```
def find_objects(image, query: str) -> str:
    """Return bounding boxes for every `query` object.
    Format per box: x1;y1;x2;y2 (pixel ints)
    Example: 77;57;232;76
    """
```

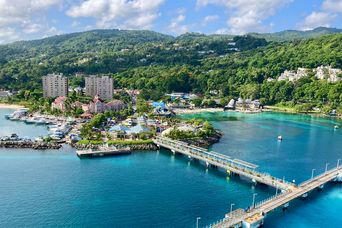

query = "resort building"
315;65;341;83
85;75;113;100
51;96;68;112
83;95;126;114
0;90;13;98
42;73;68;98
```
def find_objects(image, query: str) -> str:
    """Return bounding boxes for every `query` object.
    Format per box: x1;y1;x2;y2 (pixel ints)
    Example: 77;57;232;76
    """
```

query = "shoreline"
0;103;25;109
173;108;223;115
174;106;341;120
264;106;342;120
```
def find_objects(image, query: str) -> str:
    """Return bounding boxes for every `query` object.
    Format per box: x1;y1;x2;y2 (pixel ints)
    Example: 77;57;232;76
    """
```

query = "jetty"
0;140;62;150
76;147;131;158
153;136;341;228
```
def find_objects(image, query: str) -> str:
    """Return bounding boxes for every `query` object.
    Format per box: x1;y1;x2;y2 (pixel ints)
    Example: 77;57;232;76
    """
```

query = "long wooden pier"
153;136;342;228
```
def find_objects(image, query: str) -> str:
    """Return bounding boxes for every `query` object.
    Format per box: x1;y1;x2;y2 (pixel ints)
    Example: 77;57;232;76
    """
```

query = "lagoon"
0;108;341;227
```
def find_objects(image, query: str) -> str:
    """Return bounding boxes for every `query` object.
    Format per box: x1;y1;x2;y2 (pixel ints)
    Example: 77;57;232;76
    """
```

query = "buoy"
277;135;283;141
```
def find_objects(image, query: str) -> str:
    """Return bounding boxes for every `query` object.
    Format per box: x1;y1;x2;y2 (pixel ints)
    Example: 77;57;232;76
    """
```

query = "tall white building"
42;73;68;98
85;75;113;100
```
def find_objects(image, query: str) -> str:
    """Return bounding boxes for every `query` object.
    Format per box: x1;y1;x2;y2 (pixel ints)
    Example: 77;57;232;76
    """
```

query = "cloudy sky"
0;0;341;44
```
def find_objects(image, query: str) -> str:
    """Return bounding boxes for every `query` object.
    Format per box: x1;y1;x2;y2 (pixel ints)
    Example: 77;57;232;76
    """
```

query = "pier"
76;148;131;158
153;136;341;228
153;136;295;191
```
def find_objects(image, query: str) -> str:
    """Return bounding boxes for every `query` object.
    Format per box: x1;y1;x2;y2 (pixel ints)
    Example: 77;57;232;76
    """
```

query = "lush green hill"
0;29;341;113
0;29;267;90
249;27;342;42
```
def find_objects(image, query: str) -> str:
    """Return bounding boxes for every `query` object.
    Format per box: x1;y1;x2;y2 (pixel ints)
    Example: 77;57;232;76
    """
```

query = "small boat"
277;135;283;141
25;117;38;124
334;125;339;129
50;134;62;140
35;118;47;125
4;114;12;119
9;133;20;141
35;136;44;142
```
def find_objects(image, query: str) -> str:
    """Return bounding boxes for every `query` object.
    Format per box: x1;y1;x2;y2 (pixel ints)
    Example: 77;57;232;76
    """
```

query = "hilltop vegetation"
0;28;341;114
249;27;342;42
0;29;267;90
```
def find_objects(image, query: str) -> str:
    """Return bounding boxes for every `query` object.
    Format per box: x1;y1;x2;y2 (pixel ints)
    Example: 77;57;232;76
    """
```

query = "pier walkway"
153;136;341;228
211;165;342;228
153;136;295;191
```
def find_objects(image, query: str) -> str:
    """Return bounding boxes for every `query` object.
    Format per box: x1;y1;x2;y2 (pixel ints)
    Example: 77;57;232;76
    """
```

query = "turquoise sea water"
0;108;341;227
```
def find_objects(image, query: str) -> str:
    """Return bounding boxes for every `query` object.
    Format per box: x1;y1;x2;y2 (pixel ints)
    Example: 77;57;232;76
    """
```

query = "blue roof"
129;125;151;134
152;101;165;108
109;124;130;132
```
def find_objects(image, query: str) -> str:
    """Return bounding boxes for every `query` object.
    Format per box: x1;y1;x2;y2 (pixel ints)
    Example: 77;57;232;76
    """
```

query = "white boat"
50;135;62;140
35;136;44;142
5;108;29;120
277;135;283;141
35;118;47;125
25;117;39;124
334;125;339;129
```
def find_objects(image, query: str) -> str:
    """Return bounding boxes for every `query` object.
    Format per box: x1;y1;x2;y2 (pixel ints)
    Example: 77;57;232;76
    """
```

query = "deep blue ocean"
0;108;341;227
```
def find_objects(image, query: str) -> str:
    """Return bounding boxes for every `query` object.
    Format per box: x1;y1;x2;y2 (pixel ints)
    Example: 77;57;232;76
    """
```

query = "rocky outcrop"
0;141;62;150
181;131;222;148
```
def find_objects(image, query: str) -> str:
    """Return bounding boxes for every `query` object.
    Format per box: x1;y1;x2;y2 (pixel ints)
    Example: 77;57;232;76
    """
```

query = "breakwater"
0;141;62;150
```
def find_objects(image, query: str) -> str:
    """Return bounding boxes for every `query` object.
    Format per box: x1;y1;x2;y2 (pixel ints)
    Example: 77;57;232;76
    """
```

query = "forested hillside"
249;27;342;42
0;29;267;90
0;29;341;112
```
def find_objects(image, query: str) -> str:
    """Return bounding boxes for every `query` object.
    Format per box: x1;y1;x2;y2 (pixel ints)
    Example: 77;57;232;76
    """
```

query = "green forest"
0;29;341;113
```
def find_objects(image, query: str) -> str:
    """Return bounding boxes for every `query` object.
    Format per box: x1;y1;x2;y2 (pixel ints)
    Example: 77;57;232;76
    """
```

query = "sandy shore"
174;108;224;114
0;103;25;109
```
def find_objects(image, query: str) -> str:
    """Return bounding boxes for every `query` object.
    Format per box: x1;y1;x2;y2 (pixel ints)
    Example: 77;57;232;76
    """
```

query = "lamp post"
252;193;257;208
196;217;201;228
311;169;316;179
230;203;235;213
325;163;329;172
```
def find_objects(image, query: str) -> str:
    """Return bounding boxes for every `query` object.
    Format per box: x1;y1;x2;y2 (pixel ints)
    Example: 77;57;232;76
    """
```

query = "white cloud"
300;11;335;30
0;0;63;43
197;0;292;34
299;0;342;30
322;0;342;13
22;21;43;34
168;12;188;35
0;27;20;44
66;0;164;29
202;15;219;26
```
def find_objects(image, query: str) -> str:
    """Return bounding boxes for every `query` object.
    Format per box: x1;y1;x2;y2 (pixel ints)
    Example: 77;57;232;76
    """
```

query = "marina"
4;109;79;141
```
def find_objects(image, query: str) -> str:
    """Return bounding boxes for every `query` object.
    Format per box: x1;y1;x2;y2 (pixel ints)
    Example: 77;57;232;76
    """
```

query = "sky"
0;0;341;44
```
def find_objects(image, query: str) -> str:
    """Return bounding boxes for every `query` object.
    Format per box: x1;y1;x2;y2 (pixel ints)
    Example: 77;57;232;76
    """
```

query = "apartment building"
85;75;113;100
42;74;68;98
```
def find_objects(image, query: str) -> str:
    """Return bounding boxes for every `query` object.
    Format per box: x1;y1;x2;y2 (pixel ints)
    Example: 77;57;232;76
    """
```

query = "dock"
76;147;131;158
153;136;341;228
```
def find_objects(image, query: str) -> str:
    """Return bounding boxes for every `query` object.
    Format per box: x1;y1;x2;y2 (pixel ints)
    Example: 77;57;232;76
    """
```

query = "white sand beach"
0;103;25;109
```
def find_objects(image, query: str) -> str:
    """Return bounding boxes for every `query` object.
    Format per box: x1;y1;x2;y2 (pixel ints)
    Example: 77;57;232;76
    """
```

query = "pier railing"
154;136;296;190
154;136;342;228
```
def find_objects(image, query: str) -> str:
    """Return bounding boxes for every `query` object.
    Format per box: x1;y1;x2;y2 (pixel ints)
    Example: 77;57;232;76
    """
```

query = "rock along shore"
0;141;62;150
